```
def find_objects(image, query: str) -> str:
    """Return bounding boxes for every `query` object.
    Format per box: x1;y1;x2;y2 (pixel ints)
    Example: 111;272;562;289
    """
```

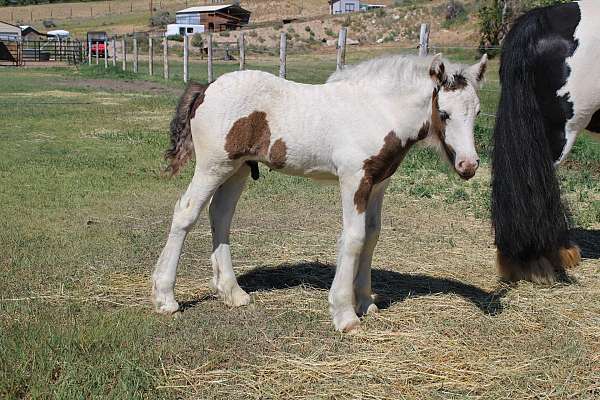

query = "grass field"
1;47;599;399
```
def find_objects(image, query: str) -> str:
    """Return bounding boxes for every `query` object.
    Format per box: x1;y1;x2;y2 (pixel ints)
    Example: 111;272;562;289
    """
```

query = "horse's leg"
208;164;251;307
329;175;367;332
152;166;231;314
354;181;387;316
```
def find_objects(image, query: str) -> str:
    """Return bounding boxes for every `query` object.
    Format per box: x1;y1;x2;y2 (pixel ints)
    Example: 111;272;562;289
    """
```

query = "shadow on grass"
236;262;508;316
571;228;600;260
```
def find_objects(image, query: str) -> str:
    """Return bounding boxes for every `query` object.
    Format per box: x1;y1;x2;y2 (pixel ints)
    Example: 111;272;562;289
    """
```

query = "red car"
87;31;108;57
90;41;106;57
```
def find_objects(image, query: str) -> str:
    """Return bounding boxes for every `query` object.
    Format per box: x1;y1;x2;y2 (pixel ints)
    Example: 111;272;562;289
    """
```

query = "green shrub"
191;33;203;48
166;34;183;42
149;11;174;28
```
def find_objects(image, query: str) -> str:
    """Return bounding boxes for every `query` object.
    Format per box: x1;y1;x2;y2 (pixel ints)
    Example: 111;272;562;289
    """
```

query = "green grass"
1;48;599;399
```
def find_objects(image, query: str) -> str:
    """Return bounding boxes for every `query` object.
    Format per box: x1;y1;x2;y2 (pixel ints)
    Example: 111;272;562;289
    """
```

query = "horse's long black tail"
491;6;580;283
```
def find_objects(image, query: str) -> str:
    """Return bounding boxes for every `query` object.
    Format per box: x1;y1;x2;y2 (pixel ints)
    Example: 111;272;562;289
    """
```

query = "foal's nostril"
458;160;466;169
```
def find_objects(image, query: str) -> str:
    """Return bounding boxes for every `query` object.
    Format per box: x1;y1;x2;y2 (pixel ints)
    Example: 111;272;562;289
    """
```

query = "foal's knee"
341;229;366;255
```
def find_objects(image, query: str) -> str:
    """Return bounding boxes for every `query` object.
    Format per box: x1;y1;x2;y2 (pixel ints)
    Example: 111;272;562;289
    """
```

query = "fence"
80;24;500;133
21;39;84;64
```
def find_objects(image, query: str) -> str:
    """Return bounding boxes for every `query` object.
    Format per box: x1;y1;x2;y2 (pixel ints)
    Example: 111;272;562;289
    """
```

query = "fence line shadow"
237;261;507;316
571;228;600;260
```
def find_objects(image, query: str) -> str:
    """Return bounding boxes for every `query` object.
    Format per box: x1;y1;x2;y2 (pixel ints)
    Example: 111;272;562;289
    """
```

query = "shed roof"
0;21;22;34
176;4;250;14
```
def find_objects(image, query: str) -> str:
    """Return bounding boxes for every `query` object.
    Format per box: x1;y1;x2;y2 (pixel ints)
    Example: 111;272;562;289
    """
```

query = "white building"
330;0;360;14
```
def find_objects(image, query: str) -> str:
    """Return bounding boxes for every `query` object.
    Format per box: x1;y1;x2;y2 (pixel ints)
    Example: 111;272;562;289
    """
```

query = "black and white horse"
492;0;599;283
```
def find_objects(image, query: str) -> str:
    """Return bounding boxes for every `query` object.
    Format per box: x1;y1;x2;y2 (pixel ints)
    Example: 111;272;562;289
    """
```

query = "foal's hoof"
333;310;361;333
221;286;251;307
355;295;379;316
153;299;180;315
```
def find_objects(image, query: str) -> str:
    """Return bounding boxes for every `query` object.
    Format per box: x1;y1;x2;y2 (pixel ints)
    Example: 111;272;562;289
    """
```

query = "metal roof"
176;5;235;13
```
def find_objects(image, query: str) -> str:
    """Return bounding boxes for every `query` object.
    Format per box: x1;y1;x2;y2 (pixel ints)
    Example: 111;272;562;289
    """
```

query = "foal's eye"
439;110;450;121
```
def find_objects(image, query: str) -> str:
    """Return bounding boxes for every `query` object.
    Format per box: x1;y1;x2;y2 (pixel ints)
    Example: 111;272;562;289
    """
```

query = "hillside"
0;0;481;46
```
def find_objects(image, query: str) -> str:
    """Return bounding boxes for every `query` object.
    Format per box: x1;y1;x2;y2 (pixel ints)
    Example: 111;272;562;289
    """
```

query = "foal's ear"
466;54;488;85
429;53;446;87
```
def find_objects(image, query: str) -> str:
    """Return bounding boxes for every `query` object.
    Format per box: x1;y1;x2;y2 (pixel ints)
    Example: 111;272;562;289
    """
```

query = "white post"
122;37;127;71
163;36;169;80
418;23;429;57
112;37;116;67
133;37;138;73
336;27;347;71
279;32;286;79
239;32;245;70
104;40;108;68
88;39;92;64
207;33;213;83
148;36;153;76
183;34;189;83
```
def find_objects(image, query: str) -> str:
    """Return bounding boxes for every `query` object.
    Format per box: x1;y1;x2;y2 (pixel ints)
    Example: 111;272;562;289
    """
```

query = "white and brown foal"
152;54;487;331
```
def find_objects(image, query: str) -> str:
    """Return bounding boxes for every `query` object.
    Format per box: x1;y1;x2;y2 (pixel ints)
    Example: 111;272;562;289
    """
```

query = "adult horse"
492;0;600;284
152;54;488;331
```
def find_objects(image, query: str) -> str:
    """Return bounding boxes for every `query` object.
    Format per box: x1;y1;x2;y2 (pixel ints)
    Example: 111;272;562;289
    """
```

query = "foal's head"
426;54;487;180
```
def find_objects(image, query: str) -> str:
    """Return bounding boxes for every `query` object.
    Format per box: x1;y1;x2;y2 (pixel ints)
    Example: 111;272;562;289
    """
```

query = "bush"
167;34;183;42
191;33;203;48
219;31;230;37
149;11;174;28
42;19;56;28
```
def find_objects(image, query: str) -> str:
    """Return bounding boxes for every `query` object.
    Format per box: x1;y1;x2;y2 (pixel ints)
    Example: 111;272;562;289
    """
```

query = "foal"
152;54;487;331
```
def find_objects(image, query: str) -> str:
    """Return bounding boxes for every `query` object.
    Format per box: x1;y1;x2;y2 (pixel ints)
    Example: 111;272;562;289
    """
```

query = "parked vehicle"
87;31;108;57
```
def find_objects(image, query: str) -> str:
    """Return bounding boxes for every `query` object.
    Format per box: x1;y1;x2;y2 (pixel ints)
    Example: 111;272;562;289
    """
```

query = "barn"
0;20;21;41
20;26;48;41
0;21;22;65
167;4;251;36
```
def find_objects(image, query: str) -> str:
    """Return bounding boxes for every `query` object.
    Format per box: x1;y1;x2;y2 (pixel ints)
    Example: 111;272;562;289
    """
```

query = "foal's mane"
327;54;475;92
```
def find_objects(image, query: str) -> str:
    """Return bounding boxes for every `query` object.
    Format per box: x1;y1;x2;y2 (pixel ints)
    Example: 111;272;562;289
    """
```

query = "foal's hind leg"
354;181;387;316
208;165;251;307
152;167;231;314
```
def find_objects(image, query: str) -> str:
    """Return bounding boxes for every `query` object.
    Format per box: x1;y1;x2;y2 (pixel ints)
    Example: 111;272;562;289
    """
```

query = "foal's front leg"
355;181;387;316
329;175;367;332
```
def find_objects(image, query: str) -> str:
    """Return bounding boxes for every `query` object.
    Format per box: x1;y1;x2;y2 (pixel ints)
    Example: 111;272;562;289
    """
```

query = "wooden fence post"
336;27;347;71
183;34;189;83
88;39;92;64
95;41;99;64
148;36;153;76
112;37;116;66
418;23;429;57
104;40;108;68
133;37;138;73
207;33;213;83
279;32;286;79
122;37;126;71
163;36;169;80
239;32;245;71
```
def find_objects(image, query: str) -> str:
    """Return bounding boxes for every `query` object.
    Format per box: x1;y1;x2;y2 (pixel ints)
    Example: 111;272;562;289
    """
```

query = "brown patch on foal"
443;74;468;91
430;88;455;162
224;111;271;160
354;131;418;213
268;138;287;169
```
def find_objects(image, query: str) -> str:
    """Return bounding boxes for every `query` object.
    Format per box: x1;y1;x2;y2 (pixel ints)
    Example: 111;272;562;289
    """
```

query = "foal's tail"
165;82;208;176
491;8;579;283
